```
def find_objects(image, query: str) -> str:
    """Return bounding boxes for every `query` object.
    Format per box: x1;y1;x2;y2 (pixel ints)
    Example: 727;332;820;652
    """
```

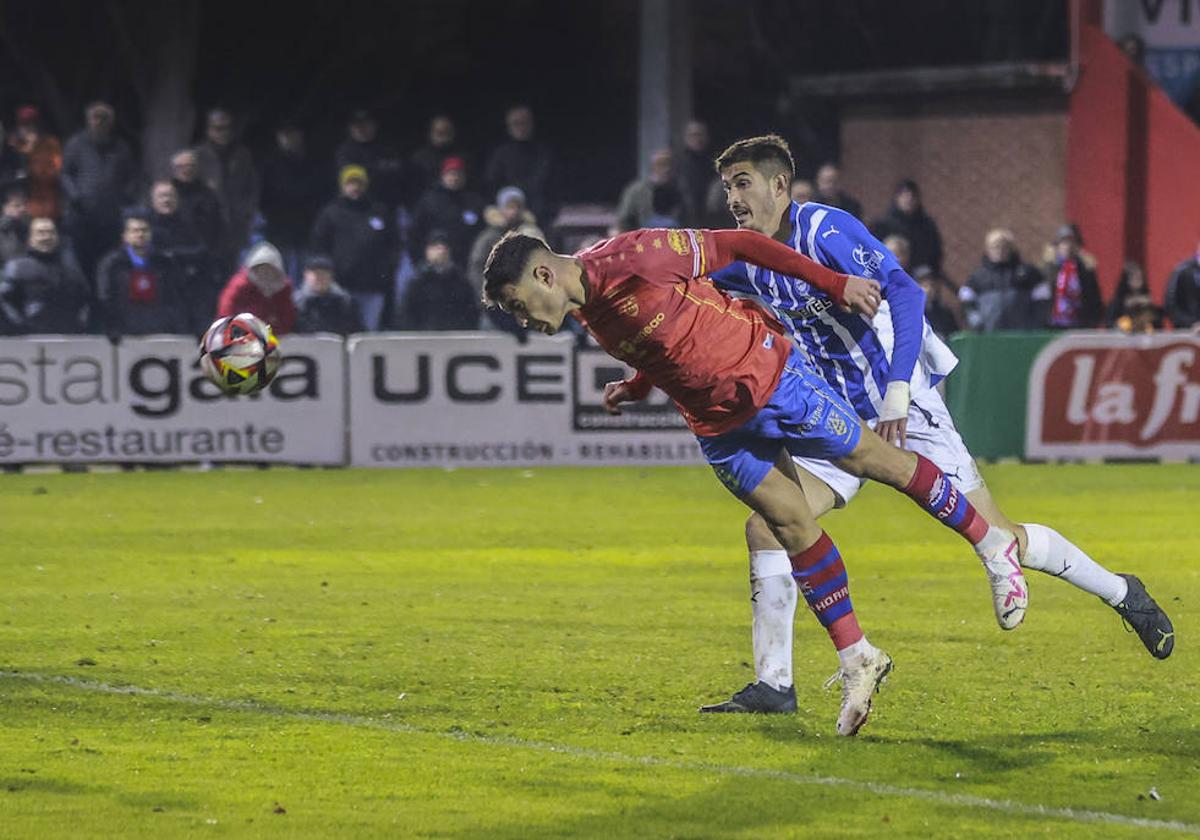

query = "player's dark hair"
714;134;795;181
482;231;549;306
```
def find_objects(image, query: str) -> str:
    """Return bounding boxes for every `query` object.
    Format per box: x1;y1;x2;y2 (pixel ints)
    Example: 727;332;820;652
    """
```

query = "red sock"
902;454;989;545
790;531;864;652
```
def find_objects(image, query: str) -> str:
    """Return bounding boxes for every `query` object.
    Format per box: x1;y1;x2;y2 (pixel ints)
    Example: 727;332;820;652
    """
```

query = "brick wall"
837;93;1068;285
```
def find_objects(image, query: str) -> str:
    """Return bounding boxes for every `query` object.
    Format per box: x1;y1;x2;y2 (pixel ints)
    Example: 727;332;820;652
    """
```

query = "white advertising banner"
0;334;345;464
1025;332;1200;461
347;333;702;468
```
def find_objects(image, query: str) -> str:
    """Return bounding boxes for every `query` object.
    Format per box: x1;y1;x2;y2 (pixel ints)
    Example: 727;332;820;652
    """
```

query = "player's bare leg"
704;463;840;714
836;424;1028;629
741;468;836;695
967;485;1174;658
714;459;891;736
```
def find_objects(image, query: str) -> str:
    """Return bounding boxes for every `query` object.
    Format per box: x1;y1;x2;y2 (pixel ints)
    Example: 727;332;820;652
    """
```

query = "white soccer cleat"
824;647;893;736
977;529;1027;630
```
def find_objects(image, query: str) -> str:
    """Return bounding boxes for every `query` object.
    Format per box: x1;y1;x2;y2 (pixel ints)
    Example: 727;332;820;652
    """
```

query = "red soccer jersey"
575;228;790;436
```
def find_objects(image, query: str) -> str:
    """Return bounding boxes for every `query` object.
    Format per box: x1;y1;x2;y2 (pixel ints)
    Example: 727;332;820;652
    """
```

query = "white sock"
749;550;796;691
1021;523;1128;605
975;525;1014;558
837;636;876;667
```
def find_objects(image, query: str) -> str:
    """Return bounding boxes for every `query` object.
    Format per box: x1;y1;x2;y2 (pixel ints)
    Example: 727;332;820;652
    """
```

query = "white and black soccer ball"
198;313;282;396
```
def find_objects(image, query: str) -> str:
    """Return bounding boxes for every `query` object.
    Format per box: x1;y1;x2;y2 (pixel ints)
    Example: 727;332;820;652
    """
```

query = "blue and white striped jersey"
710;201;957;420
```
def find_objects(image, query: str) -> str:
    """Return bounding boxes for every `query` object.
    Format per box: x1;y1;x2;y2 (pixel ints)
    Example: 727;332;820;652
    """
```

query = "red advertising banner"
1026;333;1200;460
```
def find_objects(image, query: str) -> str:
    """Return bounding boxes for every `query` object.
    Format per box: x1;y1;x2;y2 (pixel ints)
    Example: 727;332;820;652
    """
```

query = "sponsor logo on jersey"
852;245;885;277
667;229;691;256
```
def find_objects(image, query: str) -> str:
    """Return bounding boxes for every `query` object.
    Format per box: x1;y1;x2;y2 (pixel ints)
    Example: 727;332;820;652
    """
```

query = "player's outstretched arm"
709;229;881;317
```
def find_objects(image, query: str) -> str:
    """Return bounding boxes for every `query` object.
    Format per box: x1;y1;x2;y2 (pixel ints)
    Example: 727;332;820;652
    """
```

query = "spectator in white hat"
216;240;295;334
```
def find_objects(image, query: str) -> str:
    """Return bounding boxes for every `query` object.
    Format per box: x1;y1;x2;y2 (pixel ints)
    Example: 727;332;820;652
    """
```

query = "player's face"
497;267;565;335
721;163;786;235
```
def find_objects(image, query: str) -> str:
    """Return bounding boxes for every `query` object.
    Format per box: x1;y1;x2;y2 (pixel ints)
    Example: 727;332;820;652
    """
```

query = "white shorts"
793;387;984;507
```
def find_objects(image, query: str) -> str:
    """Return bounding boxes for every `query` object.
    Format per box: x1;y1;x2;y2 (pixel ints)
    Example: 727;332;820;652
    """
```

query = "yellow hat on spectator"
339;165;369;187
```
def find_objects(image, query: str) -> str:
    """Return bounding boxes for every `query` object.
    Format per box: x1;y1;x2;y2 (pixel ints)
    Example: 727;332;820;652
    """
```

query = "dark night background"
0;0;1067;202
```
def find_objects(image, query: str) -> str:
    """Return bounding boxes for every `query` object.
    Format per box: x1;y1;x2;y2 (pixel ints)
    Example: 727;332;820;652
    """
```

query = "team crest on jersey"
852;245;885;277
618;296;639;317
667;229;691;256
825;412;848;436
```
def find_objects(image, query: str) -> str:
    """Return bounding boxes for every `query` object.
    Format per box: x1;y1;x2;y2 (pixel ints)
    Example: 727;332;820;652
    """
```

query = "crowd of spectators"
1;99;1197;342
0;100;559;339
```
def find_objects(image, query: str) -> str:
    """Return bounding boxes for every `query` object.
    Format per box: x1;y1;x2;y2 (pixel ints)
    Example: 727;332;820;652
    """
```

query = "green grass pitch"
1;463;1197;838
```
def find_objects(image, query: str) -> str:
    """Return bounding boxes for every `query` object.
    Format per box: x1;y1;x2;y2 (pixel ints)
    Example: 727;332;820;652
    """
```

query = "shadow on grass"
1;774;201;812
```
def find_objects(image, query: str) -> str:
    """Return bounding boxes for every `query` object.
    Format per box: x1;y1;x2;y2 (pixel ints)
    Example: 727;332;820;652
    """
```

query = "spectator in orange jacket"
216;241;296;334
10;106;61;219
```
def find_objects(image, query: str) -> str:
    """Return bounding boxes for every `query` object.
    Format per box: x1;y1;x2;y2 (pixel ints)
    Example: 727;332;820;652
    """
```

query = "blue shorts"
697;348;862;497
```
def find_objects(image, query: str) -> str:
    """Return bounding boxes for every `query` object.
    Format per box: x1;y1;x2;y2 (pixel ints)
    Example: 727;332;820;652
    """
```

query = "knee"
745;513;777;549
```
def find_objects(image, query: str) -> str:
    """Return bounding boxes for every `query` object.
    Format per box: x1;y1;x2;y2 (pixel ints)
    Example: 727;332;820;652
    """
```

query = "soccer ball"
198;313;282;395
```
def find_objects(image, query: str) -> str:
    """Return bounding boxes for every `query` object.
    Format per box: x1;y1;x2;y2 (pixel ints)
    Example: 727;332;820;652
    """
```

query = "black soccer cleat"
699;681;797;714
1112;574;1175;659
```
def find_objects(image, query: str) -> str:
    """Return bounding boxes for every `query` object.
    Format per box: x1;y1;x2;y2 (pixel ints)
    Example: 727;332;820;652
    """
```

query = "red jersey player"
482;227;1024;736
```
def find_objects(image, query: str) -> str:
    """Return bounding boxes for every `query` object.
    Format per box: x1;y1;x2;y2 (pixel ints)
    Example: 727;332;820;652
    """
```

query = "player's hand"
876;417;908;447
603;379;638;415
842;276;882;317
877;381;910;446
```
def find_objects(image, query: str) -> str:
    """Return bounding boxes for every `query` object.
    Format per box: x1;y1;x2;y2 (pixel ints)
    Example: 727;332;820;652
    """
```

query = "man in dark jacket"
410;157;484;268
1043;223;1102;329
0;217;89;334
293;255;364;335
676;120;717;227
398;230;478;331
150;180;217;334
195;108;258;270
484;105;555;223
409;114;467;199
1164;239;1200;328
61;101;138;278
260;123;327;277
171;149;226;263
0;119;28;195
961;228;1047;331
335;110;406;211
309;165;398;331
813;162;863;219
0;186;30;263
871;179;943;274
95;211;187;337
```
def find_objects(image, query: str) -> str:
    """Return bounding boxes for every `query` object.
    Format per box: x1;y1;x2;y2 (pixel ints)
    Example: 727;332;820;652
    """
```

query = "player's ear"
532;263;553;288
772;172;790;197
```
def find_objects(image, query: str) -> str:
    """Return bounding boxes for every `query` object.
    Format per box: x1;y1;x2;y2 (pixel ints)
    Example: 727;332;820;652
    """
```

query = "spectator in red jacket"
216;241;296;334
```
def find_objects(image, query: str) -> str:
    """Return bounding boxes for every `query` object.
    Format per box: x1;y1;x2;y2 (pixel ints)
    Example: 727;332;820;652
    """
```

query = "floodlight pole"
637;0;693;177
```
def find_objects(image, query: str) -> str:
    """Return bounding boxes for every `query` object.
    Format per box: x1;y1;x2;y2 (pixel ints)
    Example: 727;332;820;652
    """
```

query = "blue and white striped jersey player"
608;134;1175;715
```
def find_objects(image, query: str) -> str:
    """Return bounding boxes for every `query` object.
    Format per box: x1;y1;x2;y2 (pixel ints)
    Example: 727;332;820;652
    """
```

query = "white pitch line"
3;669;1198;835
